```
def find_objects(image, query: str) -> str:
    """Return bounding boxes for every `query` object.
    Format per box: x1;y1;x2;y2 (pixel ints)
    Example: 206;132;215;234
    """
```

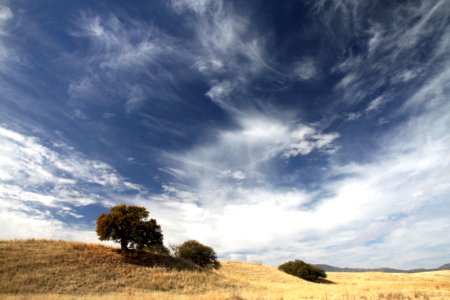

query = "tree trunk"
120;239;128;255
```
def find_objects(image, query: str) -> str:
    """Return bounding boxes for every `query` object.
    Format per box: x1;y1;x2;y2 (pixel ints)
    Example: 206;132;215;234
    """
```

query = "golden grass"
1;239;449;299
0;239;237;295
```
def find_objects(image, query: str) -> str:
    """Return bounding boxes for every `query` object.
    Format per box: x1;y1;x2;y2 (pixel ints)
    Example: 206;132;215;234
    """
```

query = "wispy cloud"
0;4;12;34
291;58;318;81
0;125;147;240
164;113;339;185
170;0;282;112
169;0;212;15
0;3;17;68
72;13;162;70
125;85;147;114
67;10;190;117
365;96;385;113
316;0;450;109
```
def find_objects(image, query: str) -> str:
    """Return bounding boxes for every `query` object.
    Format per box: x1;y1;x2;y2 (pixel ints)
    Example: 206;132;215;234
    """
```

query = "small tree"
176;240;221;269
278;260;327;282
96;204;163;254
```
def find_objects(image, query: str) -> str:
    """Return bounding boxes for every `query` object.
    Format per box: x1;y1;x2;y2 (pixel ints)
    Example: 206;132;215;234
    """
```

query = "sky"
0;0;449;269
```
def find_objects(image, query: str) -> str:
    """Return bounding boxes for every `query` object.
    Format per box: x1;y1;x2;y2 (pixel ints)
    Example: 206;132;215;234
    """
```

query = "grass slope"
0;239;235;295
1;240;450;299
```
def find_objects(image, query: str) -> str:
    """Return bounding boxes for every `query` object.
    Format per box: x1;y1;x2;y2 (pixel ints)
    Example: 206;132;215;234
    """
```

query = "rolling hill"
1;239;449;299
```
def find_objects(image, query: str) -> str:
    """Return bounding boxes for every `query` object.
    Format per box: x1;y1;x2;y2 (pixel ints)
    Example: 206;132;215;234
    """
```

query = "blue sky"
1;0;449;269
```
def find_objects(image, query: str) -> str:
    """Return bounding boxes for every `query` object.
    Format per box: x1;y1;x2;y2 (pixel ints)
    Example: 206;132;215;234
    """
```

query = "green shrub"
278;259;326;282
176;240;221;270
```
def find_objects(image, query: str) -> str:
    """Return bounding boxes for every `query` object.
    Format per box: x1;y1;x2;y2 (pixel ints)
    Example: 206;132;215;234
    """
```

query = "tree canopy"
96;204;163;254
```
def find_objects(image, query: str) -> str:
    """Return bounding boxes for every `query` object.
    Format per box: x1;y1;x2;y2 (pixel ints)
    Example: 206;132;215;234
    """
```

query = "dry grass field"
1;240;449;299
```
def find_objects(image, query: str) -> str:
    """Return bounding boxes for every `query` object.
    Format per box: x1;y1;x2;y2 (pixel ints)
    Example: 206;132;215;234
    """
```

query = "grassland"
1;240;449;299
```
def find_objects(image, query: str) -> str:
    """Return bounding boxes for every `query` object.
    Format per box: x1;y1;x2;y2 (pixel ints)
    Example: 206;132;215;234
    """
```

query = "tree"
278;260;327;282
96;204;163;254
176;240;221;269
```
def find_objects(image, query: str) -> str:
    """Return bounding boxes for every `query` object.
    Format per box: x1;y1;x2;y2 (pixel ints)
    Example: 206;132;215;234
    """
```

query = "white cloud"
205;80;234;108
68;11;184;112
345;112;362;121
169;0;212;14
126;85;147;113
0;125;142;211
366;96;385;112
164;115;339;185
393;69;419;83
219;170;246;181
195;58;224;74
367;25;382;54
74;13;162;69
0;3;13;63
322;0;450;105
0;4;12;31
0;202;97;241
170;0;280;112
336;73;356;89
292;58;318;81
283;125;339;158
72;14;168;69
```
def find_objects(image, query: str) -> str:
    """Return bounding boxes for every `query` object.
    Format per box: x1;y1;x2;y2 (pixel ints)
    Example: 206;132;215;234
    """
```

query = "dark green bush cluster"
176;240;221;270
278;259;326;282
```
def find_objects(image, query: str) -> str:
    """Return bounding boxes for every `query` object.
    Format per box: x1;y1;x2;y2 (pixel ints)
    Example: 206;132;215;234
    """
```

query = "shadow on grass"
119;250;203;271
313;277;336;284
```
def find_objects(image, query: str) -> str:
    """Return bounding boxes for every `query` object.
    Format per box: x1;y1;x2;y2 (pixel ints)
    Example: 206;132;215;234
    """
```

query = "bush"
176;240;221;269
278;259;326;282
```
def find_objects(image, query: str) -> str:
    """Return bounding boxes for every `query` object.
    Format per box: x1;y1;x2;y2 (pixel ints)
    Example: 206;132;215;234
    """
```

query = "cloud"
0;125;146;233
195;59;224;74
73;13;162;70
164;114;339;185
169;0;212;14
315;0;450;107
291;58;318;81
126;85;147;114
0;200;96;241
365;96;385;112
283;125;339;158
218;170;246;181
205;80;234;109
170;0;282;112
0;4;12;32
0;3;13;63
67;10;190;117
345;112;363;121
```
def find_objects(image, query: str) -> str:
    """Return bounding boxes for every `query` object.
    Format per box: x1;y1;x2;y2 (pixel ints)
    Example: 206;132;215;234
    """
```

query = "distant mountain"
315;263;450;273
437;263;450;270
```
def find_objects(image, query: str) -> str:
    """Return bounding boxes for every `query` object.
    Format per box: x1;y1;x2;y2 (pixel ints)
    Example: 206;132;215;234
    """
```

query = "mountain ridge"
314;263;450;273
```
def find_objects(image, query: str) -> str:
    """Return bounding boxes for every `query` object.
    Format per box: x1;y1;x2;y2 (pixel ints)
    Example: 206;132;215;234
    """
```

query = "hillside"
1;240;450;299
0;239;236;295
